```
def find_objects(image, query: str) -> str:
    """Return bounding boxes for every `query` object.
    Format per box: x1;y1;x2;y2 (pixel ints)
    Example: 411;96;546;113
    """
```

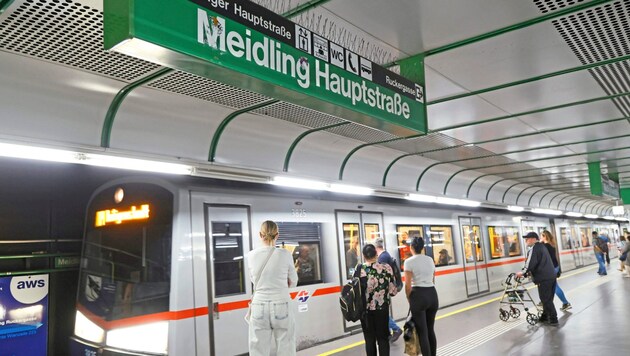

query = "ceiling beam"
208;99;279;162
384;0;614;65
428;54;630;105
284;122;350;172
101;68;174;148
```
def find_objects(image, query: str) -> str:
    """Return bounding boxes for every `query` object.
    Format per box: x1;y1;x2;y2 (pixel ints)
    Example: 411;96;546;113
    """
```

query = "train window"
560;228;574;249
396;225;423;269
488;226;521;259
580;227;591;247
211;222;245;297
364;223;381;243
79;183;172;321
428;226;455;266
461;225;483;262
343;223;361;278
277;222;324;286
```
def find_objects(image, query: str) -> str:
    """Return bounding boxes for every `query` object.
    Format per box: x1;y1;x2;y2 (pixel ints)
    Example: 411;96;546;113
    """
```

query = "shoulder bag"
245;247;275;324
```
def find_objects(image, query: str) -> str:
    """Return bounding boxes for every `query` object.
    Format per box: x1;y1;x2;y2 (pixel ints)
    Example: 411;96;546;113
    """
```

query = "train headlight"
106;321;168;355
74;311;105;344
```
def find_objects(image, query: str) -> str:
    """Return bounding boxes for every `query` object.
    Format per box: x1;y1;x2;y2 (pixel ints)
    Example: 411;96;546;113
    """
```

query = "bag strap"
252;247;275;297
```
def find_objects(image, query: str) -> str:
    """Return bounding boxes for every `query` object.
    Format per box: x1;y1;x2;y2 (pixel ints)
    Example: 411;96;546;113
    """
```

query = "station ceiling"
0;0;629;217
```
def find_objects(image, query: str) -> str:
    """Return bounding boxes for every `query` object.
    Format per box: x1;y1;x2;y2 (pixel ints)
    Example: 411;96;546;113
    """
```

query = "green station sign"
104;0;427;135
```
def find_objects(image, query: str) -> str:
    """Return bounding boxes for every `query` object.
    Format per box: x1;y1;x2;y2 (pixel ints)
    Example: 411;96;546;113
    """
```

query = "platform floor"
298;262;630;356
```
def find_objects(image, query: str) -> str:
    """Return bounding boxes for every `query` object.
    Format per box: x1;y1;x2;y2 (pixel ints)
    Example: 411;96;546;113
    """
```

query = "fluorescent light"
436;197;459;205
407;194;437;203
507;205;525;212
584;214;598;219
84;154;192;174
0;142;77;163
74;311;105;344
612;206;625;215
271;176;328;190
531;208;563;215
328;184;373;195
458;199;481;207
603;216;615;220
0;143;193;174
107;321;168;354
565;212;583;217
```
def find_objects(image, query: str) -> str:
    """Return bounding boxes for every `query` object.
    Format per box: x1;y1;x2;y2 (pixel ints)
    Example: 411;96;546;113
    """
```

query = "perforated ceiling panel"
149;71;271;109
547;0;630;115
0;0;160;81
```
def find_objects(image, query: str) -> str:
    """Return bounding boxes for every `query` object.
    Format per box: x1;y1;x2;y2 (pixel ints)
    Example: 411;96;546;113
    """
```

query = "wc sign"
0;274;49;355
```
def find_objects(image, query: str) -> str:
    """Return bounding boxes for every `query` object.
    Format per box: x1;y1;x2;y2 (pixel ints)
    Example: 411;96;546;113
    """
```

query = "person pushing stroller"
515;232;558;326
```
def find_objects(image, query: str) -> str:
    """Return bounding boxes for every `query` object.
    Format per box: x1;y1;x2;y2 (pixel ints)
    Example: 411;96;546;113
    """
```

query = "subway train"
69;175;626;356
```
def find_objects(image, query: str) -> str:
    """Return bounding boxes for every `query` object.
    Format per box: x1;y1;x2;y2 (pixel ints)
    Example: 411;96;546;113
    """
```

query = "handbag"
403;310;420;356
245;247;275;324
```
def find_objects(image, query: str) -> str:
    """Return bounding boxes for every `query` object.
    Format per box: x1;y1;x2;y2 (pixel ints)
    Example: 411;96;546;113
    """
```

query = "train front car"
71;181;175;355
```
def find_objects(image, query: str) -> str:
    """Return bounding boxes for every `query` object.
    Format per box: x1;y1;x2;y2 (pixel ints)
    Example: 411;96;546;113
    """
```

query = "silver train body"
70;177;626;356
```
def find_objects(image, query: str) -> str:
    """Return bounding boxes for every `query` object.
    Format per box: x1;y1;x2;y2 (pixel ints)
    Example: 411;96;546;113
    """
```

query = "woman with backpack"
356;243;398;356
404;237;439;356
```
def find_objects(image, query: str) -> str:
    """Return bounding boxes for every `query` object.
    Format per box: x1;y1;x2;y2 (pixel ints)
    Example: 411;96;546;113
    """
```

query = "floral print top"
357;262;398;310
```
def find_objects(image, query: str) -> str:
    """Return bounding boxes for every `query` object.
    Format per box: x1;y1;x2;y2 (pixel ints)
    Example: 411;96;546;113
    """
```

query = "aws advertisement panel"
0;274;49;355
104;0;426;135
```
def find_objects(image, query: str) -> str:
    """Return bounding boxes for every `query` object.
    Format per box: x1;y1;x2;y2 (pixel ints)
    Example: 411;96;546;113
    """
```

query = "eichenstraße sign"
104;0;427;135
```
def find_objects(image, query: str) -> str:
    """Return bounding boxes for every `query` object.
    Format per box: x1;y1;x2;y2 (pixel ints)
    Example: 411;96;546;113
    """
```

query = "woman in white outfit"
247;220;299;356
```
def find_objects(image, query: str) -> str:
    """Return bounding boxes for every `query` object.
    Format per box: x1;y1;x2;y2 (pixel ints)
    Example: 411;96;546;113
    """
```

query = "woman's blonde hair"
542;230;556;247
260;220;279;242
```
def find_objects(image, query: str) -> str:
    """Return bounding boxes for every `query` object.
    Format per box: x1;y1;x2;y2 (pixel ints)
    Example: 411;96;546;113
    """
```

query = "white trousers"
248;299;296;356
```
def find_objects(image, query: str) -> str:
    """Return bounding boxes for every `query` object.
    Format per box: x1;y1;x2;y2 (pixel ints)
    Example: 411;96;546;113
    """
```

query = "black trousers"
409;286;439;356
360;308;390;356
537;279;558;323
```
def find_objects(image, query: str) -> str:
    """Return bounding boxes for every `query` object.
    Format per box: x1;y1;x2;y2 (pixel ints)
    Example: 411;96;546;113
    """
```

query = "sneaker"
560;303;572;311
390;329;402;343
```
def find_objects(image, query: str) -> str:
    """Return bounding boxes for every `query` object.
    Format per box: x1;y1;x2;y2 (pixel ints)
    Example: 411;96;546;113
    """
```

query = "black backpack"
390;259;403;292
339;264;364;322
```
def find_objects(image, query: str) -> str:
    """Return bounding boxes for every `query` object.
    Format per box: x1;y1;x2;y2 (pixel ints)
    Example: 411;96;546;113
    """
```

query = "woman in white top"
404;237;439;356
247;220;299;356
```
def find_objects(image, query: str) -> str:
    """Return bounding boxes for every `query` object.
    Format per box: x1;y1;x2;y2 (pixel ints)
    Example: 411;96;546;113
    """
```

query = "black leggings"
360;308;390;356
409;286;439;356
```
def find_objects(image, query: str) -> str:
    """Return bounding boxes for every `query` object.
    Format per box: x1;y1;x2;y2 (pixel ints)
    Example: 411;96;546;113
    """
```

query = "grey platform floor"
298;262;630;356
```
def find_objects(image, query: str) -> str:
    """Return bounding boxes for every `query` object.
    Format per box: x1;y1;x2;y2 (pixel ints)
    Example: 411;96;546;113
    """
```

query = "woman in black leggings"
404;237;439;356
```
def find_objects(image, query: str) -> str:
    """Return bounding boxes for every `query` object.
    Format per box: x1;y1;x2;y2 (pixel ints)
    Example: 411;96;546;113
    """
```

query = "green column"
588;162;602;196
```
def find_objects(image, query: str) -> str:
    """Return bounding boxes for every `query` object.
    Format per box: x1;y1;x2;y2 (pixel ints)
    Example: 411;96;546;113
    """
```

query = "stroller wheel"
499;309;510;321
526;313;538;325
509;307;521;319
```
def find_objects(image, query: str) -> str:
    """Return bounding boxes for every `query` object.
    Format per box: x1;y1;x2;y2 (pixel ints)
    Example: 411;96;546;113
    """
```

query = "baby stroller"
498;272;542;325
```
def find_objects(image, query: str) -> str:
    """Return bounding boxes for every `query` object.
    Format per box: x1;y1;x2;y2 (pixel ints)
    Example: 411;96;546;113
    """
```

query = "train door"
571;225;585;268
459;217;489;296
191;201;252;356
336;210;384;330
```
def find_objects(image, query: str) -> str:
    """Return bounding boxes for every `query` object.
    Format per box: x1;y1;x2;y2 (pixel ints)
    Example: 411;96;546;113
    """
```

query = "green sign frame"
104;0;427;135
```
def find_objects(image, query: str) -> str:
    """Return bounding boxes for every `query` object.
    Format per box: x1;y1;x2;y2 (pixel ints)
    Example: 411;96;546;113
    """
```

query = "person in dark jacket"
516;231;558;326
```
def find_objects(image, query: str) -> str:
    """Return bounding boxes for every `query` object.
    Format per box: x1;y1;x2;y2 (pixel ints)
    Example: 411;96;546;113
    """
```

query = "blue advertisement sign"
0;274;49;356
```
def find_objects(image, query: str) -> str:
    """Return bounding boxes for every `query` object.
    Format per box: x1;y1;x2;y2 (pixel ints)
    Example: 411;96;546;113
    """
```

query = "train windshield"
77;183;173;321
